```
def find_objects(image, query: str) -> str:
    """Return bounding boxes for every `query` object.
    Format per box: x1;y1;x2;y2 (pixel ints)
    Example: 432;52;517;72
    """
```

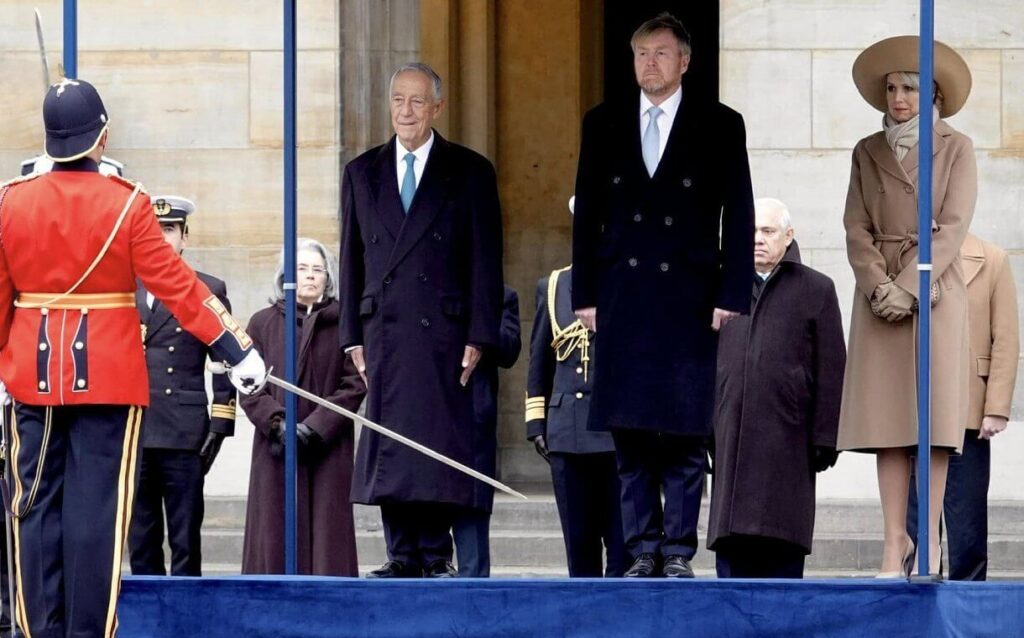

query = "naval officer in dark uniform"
525;197;626;578
128;196;238;576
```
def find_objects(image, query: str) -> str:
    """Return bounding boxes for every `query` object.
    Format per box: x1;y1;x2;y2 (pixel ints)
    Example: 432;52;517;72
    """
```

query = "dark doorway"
603;1;720;102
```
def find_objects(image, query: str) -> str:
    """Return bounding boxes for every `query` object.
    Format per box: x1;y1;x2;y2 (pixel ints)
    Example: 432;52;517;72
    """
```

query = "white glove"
0;380;8;406
228;349;268;396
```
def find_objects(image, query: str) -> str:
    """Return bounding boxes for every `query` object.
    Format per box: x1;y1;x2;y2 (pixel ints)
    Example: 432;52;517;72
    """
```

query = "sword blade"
34;8;50;90
265;373;528;501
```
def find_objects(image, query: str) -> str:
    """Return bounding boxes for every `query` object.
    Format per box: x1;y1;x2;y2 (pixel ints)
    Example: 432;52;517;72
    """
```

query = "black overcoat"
571;93;754;436
136;271;236;450
339;132;504;507
707;243;846;554
239;299;366;575
468;285;522;512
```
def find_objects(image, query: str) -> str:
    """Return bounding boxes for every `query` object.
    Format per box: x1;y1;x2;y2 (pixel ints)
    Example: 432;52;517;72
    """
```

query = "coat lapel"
865;133;913;186
366;138;404;241
960;233;985;287
145;295;174;340
386;132;452;272
652;91;693;183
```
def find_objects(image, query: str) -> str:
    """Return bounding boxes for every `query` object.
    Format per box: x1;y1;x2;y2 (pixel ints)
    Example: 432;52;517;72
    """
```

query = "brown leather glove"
871;279;915;322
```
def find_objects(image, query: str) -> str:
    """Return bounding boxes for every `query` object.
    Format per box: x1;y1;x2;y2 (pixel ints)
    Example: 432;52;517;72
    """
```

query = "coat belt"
14;292;136;310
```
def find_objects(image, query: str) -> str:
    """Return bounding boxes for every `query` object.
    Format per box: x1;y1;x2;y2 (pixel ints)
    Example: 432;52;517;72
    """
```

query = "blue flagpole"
916;0;935;579
63;0;76;78
283;0;298;574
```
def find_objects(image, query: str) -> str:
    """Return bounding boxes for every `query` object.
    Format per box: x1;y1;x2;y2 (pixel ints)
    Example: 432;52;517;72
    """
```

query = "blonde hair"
886;71;944;111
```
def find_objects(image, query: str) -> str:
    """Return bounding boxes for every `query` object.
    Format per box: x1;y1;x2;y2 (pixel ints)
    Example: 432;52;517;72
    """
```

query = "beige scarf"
883;106;939;161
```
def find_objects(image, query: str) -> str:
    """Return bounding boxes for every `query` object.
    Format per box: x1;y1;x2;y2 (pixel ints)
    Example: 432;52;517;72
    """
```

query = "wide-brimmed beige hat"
852;35;972;118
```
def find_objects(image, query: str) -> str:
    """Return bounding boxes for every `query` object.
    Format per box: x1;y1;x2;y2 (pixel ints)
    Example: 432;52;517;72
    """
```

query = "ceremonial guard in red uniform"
0;79;266;638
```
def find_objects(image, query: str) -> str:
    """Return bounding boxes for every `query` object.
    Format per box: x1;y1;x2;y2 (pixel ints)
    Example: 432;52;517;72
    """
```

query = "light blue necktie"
400;153;416;213
642;105;663;177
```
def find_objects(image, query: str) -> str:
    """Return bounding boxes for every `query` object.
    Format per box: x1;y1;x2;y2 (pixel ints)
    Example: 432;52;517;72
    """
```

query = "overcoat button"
418;273;428;283
175;326;183;333
167;367;174;374
660;263;670;272
628;258;638;267
168;346;175;353
878;185;885;193
433;232;443;241
904;185;913;193
165;388;172;395
421;318;430;327
665;217;673;226
74;342;84;350
384;276;393;285
575;392;583;399
38;381;46;390
612;176;622;184
76;379;86;388
682;178;692;187
576;367;583;374
369;234;379;244
38;343;47;351
633;213;642;222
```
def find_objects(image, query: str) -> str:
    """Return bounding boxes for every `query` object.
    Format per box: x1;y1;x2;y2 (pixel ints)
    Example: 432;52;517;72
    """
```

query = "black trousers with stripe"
8;403;142;638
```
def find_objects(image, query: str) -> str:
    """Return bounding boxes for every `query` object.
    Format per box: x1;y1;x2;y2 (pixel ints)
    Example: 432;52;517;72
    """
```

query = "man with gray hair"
339;62;504;578
706;198;846;578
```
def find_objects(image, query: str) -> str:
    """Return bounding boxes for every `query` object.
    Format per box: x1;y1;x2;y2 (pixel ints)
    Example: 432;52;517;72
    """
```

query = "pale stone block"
1003;50;1024;148
340;0;391;53
0;1;62;52
250;51;338;148
80;51;249;150
723;0;1024;50
0;53;50;151
973;151;1024;249
340;50;395;153
72;0;336;51
109;148;339;248
748;150;853;249
721;50;812;149
945;50;1002;149
812;50;886;150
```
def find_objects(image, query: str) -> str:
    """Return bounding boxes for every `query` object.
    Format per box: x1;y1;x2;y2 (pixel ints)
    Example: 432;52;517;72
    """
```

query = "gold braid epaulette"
0;172;41;190
547;266;591;383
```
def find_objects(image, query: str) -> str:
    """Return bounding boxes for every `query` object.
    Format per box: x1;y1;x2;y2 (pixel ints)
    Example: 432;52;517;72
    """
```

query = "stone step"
204;495;1024;536
195;524;1024;574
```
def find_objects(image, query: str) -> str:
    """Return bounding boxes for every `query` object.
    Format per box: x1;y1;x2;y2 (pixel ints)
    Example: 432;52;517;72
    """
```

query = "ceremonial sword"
209;363;528;501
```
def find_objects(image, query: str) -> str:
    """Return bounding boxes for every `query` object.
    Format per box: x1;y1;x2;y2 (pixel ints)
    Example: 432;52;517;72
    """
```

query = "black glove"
268;417;285;458
531;435;550;463
296;422;322;449
811;446;839;473
199;431;225;475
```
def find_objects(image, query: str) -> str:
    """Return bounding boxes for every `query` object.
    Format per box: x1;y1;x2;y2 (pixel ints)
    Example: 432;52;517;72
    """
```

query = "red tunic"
0;170;250;406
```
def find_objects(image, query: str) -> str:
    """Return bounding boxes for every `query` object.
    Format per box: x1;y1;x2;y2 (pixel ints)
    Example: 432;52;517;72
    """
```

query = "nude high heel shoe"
875;540;915;579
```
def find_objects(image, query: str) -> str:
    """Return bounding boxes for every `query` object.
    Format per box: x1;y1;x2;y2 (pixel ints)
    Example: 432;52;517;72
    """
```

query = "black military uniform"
526;266;626;577
127;196;237;576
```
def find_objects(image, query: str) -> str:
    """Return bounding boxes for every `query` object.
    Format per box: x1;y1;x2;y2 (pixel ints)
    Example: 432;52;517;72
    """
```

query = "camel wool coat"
838;120;976;452
960;233;1019;430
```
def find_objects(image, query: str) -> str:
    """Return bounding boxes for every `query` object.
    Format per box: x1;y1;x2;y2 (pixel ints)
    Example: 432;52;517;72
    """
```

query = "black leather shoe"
624;553;658;578
366;560;422;578
662;555;694;578
424;559;457;578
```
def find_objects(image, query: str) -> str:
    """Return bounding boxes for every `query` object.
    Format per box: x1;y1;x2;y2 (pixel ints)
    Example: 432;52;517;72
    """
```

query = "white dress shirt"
395;131;434;192
639;86;682;164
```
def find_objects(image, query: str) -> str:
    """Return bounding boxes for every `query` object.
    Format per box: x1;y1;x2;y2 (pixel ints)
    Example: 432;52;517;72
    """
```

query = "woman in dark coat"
240;238;366;575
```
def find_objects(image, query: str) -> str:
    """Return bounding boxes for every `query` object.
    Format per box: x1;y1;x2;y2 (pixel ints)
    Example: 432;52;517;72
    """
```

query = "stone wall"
720;0;1024;498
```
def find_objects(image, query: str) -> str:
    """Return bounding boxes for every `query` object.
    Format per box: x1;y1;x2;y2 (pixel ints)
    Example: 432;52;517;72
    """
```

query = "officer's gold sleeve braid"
547;267;591;383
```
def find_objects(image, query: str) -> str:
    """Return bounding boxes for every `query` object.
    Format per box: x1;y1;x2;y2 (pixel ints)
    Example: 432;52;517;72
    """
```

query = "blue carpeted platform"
118;576;1024;637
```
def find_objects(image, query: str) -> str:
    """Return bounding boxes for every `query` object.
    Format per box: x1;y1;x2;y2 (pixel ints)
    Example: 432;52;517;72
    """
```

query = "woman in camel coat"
838;36;976;577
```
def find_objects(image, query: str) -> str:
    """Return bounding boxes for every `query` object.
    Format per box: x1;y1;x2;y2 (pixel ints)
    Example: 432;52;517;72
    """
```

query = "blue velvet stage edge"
118;576;1024;637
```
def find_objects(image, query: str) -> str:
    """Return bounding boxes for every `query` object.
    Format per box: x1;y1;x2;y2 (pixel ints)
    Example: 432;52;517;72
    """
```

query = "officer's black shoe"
366;560;422;578
424;559;458;578
624;553;658;578
662;555;695;578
